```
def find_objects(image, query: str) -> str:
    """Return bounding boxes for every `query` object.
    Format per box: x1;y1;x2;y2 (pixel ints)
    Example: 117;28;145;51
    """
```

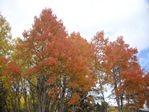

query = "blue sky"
0;0;149;70
138;48;149;72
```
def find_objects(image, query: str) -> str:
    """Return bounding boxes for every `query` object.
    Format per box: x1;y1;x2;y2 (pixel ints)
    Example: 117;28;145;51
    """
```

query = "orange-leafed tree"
91;31;109;111
14;8;67;112
121;65;145;111
15;9;95;112
103;37;144;112
67;33;96;111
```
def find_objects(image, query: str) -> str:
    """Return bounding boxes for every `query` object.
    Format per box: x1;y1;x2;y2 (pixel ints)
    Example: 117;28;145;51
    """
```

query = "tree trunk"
58;76;66;112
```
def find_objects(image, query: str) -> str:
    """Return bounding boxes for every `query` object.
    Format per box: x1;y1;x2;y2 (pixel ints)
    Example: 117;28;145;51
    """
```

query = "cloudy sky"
0;0;149;51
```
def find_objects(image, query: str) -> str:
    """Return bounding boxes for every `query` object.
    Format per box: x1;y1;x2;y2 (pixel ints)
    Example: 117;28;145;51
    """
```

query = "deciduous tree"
103;37;143;112
15;9;95;112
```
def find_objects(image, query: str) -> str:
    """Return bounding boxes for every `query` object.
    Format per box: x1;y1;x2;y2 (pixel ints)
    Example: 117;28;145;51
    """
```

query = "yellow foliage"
108;106;118;112
20;96;25;109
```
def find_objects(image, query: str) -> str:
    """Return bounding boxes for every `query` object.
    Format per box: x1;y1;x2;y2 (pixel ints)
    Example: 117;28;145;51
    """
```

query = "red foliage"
0;57;8;64
69;93;80;105
47;75;57;84
48;87;60;96
7;62;20;75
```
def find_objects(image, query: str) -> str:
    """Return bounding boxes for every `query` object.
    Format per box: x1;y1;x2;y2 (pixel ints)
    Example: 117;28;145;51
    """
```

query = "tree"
92;32;144;112
91;31;108;102
66;33;95;112
122;67;145;111
91;31;109;112
0;14;12;57
0;14;13;112
103;37;143;112
14;9;95;112
14;8;67;112
0;57;21;112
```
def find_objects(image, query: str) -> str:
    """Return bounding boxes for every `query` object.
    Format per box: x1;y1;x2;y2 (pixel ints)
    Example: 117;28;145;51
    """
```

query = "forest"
0;8;149;112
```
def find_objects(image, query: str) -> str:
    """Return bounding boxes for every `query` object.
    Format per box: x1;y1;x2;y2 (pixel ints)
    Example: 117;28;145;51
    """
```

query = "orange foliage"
48;87;60;96
14;9;96;106
47;75;57;84
69;93;80;105
93;32;145;108
0;57;8;64
0;57;21;85
7;62;20;75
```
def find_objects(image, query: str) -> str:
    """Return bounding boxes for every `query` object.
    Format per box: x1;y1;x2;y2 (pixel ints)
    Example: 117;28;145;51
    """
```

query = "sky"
138;48;149;71
0;0;149;51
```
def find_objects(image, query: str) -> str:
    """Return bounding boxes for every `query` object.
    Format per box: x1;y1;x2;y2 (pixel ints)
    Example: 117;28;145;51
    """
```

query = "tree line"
0;8;149;112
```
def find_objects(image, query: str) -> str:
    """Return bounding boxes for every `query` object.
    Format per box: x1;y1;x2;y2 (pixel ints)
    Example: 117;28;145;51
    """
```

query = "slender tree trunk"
31;89;37;112
58;76;66;112
112;67;124;112
49;95;58;112
17;94;21;112
120;95;124;112
113;75;121;112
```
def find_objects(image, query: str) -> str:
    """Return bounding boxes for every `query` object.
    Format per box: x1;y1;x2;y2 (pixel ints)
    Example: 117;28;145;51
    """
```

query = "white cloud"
0;0;149;50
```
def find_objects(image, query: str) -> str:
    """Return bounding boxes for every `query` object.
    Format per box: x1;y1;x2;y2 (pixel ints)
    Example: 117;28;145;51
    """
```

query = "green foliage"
0;14;12;57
